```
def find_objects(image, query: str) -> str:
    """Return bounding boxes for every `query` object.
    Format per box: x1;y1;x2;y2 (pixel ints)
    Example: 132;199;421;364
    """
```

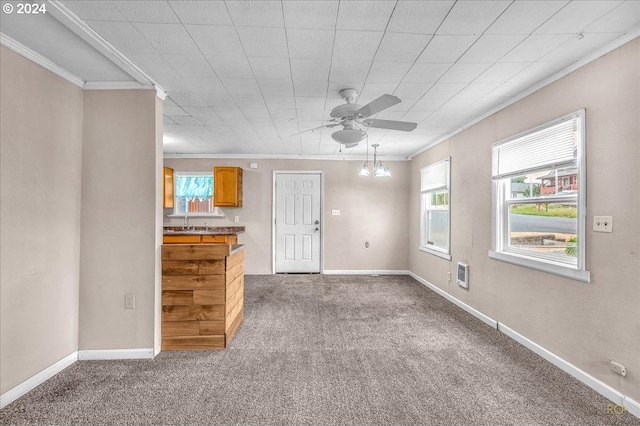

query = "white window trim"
420;158;451;261
172;171;224;218
489;109;590;282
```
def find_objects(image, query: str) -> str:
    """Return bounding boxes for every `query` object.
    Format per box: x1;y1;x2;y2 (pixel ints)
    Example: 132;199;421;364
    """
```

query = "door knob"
314;227;319;231
315;220;320;224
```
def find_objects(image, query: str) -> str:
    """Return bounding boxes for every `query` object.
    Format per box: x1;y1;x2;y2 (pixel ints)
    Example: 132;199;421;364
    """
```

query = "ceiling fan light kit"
331;128;367;144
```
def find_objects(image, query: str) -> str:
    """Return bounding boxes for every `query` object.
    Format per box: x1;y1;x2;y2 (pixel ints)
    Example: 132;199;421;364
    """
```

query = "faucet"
183;215;189;230
204;222;209;232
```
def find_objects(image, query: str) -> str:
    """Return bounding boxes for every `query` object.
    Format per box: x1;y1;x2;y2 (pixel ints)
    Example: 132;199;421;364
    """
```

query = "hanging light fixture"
373;144;391;178
359;143;391;178
359;139;370;176
359;163;371;176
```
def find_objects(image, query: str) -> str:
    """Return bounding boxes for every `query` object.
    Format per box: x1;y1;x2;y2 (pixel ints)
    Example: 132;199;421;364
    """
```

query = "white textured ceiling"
3;1;640;159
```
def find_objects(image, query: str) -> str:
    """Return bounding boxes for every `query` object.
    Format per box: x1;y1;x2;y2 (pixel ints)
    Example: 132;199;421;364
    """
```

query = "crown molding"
0;32;85;87
47;0;165;95
408;29;640;160
1;33;167;96
83;81;155;90
162;153;409;161
83;81;166;99
155;86;167;100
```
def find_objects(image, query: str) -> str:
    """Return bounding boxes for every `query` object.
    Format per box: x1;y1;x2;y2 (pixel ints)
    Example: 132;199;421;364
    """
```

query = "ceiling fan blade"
289;123;340;136
354;94;401;118
289;117;339;123
361;119;417;132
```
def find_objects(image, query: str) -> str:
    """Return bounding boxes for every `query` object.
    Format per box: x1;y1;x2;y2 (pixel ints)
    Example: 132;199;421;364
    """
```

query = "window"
420;158;451;260
490;110;589;282
173;172;222;216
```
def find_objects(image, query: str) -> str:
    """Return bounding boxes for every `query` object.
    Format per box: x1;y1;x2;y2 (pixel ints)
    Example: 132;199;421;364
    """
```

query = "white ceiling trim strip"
47;0;165;93
1;31;167;99
163;153;409;162
408;28;640;160
83;81;167;100
0;32;84;87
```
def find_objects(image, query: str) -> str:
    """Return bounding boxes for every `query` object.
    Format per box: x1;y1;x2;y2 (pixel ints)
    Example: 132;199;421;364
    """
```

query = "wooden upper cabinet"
163;167;174;208
214;167;243;207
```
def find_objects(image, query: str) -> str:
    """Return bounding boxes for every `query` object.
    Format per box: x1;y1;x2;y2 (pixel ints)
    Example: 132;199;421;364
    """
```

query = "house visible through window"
490;109;589;282
420;158;451;260
174;172;218;215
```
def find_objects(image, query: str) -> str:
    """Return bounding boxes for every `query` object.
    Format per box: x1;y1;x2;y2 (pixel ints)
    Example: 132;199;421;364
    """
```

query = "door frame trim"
272;170;324;274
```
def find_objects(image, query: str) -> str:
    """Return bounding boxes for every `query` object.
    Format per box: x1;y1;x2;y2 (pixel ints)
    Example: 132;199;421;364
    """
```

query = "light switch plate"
593;216;613;233
125;294;135;309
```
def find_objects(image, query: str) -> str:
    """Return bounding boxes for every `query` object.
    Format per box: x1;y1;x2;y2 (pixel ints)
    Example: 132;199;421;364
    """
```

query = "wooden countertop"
163;226;245;236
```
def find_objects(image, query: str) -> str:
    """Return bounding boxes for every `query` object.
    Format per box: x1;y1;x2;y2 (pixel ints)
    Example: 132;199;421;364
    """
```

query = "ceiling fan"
295;88;418;148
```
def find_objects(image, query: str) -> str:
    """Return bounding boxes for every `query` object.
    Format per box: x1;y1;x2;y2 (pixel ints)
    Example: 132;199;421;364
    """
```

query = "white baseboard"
624;396;640;418
1;348;156;409
323;269;410;275
409;270;639;420
499;323;640;418
409;271;498;329
78;348;155;360
0;351;78;409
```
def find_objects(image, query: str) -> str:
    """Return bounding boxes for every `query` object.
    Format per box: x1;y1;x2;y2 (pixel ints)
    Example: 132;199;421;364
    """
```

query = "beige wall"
79;89;160;350
1;48;162;393
154;96;164;355
410;38;640;401
163;158;410;274
2;31;637;408
0;47;83;393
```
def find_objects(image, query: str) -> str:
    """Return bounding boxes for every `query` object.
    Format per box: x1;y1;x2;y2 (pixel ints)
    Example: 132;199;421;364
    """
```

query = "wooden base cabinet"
161;244;244;350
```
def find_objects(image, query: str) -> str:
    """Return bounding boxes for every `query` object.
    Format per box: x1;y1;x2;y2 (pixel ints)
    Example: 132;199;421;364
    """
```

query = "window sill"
488;250;590;283
166;207;225;218
166;213;225;219
419;246;452;261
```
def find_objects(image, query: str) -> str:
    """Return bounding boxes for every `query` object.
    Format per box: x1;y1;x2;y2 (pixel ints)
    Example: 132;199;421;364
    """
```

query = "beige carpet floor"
1;274;637;425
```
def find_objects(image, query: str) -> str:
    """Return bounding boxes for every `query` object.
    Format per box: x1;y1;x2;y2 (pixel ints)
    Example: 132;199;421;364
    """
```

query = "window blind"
492;116;578;178
421;158;449;192
175;175;213;198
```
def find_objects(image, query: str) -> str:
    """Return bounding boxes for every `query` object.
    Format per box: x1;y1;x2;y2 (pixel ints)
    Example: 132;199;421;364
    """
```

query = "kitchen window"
420;158;451;260
489;109;589;282
173;172;223;217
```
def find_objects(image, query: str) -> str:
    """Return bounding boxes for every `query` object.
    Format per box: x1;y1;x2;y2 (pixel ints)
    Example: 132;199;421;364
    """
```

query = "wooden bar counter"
161;243;244;350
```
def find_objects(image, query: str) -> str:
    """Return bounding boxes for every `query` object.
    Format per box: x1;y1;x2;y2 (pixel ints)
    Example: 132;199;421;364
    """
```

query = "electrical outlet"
610;361;626;376
234;216;240;223
332;209;340;216
447;272;451;282
125;294;135;309
593;216;613;233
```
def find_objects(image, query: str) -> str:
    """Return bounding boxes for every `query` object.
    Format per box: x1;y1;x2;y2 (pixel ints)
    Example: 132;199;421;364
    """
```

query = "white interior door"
274;172;321;273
